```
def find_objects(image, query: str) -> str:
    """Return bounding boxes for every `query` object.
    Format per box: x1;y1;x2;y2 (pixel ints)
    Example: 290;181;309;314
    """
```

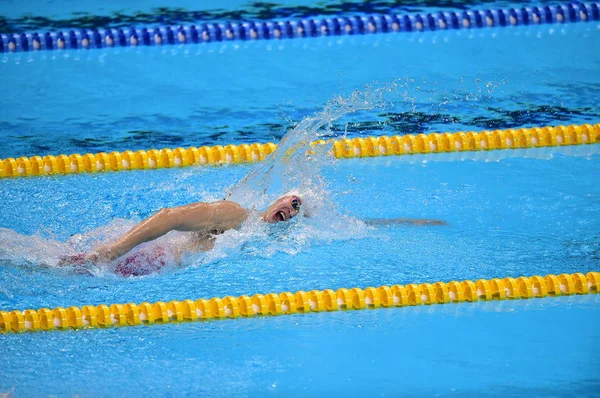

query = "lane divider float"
0;272;597;333
1;2;598;53
0;123;598;179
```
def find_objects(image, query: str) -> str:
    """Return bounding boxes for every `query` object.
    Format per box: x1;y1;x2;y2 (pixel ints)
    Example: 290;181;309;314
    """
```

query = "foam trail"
0;221;136;271
0;228;73;269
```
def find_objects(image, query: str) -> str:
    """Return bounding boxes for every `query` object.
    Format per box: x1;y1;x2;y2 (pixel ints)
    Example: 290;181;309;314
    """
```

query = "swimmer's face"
262;195;302;223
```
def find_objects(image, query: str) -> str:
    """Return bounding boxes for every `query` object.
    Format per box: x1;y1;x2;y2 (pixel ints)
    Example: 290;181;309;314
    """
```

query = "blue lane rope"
1;2;599;53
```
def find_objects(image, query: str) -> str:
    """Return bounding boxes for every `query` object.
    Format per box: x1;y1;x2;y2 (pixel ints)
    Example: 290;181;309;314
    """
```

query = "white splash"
202;84;397;264
226;83;393;211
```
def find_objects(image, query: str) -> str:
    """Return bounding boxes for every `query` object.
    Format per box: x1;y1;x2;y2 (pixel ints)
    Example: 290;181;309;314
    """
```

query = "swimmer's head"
261;195;302;223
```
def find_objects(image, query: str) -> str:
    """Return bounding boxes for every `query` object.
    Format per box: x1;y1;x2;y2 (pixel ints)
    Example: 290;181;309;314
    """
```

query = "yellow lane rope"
1;272;598;333
0;123;598;179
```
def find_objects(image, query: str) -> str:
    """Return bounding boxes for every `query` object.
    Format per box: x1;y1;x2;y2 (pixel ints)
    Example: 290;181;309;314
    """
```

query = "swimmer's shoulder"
210;200;249;229
213;200;247;215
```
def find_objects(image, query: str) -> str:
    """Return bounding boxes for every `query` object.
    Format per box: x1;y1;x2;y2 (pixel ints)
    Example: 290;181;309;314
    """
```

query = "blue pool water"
1;145;599;305
1;296;598;396
1;1;600;396
1;22;600;158
1;146;599;395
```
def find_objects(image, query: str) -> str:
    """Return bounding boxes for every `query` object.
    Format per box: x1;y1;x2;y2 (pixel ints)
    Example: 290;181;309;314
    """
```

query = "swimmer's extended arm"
92;201;247;262
362;218;448;226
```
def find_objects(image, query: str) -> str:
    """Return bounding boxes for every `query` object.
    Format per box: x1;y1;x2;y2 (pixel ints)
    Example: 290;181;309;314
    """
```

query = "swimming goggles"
291;197;301;211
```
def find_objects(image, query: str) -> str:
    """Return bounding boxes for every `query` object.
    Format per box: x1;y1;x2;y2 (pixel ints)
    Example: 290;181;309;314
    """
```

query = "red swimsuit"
58;245;169;277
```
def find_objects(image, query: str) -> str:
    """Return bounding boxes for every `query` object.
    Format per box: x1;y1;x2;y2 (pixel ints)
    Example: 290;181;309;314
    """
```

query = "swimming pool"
1;1;599;396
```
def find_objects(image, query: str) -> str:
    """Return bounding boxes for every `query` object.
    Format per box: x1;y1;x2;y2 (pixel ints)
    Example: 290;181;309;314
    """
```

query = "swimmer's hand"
85;244;118;263
57;244;118;266
56;254;96;275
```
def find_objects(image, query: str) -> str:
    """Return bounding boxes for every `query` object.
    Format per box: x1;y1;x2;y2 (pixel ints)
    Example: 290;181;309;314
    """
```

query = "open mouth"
275;211;286;221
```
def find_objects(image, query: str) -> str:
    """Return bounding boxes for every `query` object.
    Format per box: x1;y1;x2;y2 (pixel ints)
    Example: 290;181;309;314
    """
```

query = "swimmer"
93;195;302;262
59;194;446;276
58;195;303;275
